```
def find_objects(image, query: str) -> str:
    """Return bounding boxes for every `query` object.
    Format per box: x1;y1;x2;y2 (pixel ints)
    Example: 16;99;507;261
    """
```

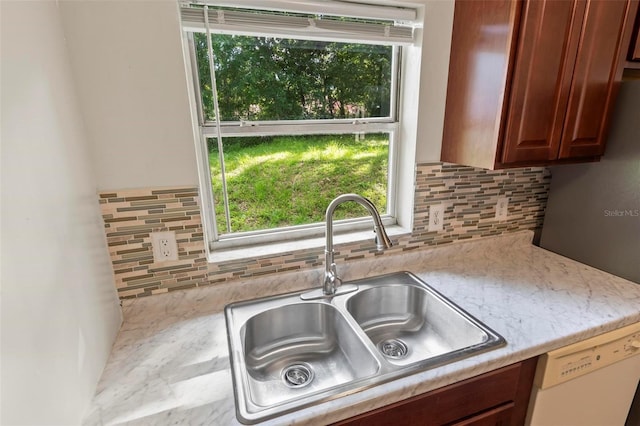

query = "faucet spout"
322;193;392;296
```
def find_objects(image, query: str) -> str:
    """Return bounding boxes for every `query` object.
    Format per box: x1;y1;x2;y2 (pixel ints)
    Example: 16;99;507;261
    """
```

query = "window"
181;2;417;251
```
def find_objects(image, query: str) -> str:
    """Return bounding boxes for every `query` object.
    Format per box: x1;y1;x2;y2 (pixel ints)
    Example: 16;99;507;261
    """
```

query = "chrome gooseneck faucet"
301;193;392;300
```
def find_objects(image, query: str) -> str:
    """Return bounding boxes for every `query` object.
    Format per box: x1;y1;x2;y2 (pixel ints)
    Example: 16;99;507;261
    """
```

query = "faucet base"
299;284;359;301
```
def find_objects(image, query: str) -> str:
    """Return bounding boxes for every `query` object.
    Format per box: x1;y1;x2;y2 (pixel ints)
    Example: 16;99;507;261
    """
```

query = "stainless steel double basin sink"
225;272;505;424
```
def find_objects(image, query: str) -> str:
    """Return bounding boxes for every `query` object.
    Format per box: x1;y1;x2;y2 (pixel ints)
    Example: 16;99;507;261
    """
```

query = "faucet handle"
324;262;342;294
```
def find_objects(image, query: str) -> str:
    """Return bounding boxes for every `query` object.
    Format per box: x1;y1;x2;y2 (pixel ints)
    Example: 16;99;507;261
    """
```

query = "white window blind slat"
180;5;415;45
184;0;417;22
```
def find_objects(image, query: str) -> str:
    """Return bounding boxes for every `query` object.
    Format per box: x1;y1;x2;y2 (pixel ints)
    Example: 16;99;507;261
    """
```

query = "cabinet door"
631;7;640;60
632;29;640;60
501;0;581;164
633;33;640;61
441;0;522;170
558;0;635;159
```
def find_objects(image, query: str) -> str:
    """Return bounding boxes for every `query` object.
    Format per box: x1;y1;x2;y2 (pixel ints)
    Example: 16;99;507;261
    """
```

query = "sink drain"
282;363;314;388
379;339;408;359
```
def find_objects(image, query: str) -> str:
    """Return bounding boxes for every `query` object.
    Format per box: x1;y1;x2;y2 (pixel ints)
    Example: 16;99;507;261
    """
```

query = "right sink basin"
345;273;497;367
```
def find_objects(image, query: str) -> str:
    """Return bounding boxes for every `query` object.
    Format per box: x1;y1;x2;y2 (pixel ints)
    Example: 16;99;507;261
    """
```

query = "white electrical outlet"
428;204;445;232
151;231;178;262
495;197;509;220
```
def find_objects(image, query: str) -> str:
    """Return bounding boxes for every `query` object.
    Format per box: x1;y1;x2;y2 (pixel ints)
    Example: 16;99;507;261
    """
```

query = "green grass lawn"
209;134;389;233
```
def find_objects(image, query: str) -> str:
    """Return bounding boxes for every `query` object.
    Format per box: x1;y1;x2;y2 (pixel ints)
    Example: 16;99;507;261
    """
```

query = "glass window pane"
195;33;393;122
208;133;389;233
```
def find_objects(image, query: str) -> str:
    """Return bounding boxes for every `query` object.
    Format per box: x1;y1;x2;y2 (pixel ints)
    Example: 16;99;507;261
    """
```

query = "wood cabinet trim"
511;355;538;424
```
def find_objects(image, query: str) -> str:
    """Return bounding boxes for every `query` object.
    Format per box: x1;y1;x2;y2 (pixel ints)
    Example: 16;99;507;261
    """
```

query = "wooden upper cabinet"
500;0;578;164
559;0;634;158
441;0;639;170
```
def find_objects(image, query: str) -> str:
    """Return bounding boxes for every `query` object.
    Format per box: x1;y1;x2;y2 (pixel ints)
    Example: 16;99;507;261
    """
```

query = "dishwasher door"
526;323;640;426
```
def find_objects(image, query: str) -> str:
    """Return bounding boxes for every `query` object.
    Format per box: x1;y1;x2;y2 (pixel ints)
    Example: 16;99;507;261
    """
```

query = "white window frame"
182;2;418;253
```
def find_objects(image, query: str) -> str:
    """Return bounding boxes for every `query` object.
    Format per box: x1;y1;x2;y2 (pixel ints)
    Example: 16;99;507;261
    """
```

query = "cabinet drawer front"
450;402;514;426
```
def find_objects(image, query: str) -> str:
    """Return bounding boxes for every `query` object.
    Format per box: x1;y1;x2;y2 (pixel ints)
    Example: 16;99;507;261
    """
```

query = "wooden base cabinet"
333;358;537;426
441;0;639;170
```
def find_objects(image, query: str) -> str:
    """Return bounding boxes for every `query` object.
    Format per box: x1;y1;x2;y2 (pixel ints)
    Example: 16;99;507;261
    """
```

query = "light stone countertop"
83;231;640;425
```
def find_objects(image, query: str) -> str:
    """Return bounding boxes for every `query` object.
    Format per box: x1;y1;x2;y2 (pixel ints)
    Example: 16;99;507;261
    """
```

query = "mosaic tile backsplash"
99;163;551;298
98;187;208;298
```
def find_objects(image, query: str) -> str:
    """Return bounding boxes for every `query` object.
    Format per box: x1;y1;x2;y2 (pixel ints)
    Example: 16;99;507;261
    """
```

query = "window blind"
184;0;417;22
180;2;416;45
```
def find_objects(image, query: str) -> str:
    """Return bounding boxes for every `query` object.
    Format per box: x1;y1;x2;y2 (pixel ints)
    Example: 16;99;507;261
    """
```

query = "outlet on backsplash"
151;231;178;262
428;204;445;232
495;197;509;221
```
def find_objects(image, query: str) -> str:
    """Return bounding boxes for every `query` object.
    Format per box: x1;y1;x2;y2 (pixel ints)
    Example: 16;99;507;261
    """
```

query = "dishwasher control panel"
535;322;640;389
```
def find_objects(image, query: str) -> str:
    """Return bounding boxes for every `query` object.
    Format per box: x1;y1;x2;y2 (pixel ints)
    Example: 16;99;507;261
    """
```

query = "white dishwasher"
526;322;640;426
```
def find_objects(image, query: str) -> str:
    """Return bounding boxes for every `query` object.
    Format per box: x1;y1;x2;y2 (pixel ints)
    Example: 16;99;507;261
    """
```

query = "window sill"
207;225;410;263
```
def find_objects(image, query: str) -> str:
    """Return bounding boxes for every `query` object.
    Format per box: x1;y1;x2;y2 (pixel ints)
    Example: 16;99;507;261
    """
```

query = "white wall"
0;2;122;424
414;0;454;163
58;0;452;191
59;0;199;190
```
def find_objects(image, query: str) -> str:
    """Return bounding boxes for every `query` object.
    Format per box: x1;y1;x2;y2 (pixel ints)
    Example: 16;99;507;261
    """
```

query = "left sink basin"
241;303;380;407
226;299;380;423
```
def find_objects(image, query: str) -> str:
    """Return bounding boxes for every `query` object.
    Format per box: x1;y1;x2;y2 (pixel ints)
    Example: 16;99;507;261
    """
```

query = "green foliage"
194;33;392;121
194;32;393;233
208;136;273;152
209;134;389;233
